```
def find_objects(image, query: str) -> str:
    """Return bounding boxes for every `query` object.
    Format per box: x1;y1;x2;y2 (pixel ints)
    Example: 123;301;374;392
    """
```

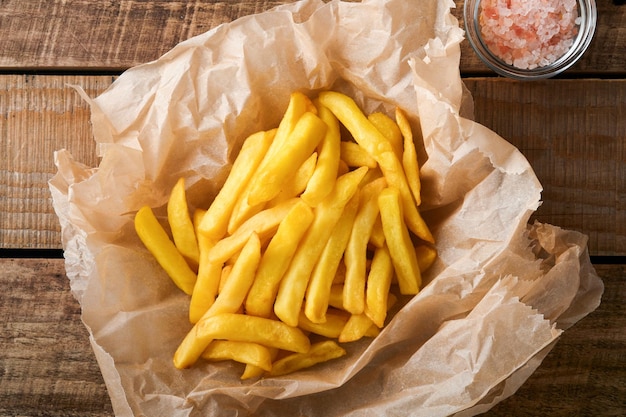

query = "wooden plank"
0;0;623;75
1;76;625;255
464;78;626;256
0;75;112;249
0;258;113;416
0;0;290;72
0;258;623;415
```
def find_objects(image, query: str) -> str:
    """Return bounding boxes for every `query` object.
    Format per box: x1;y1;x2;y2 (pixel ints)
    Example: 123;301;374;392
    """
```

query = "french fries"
135;90;437;379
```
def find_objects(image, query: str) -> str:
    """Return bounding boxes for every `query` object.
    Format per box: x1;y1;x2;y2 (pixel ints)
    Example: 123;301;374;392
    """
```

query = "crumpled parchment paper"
48;0;604;416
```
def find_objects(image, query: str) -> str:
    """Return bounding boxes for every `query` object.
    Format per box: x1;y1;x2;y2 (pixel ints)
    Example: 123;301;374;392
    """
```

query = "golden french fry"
201;340;273;373
318;91;432;243
268;152;317;205
267;340;346;377
304;192;360;324
267;92;314;160
369;216;385;248
273;166;368;327
193;208;207;236
396;108;421;206
340;141;378;168
204;233;261;318
368;111;403;159
198;129;275;242
300;99;341;206
209;198;300;264
298;309;350;338
167;177;200;269
364;245;394;328
218;264;233;294
189;234;222;323
378;187;421;295
173;313;311;369
245;200;314;318
415;244;438;272
343;177;386;315
338;313;376;343
247;112;327;206
134;206;197;295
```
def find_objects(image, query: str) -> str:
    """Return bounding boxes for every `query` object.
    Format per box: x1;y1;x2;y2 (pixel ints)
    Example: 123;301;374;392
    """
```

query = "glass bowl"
464;0;597;80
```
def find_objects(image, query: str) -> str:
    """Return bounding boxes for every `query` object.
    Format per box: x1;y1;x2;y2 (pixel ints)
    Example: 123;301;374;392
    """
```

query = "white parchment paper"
49;0;604;416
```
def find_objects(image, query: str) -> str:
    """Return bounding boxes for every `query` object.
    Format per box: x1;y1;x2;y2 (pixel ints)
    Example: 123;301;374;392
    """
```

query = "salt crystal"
478;0;580;69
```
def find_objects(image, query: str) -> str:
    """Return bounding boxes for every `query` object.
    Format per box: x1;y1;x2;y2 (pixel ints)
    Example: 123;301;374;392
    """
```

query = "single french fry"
300;99;341;206
304;192;360;324
338;313;376;343
268;152;317;206
245;200;315;318
193;208;207;236
274;166;368;327
297;309;350;338
369;216;385;248
209;198;300;264
201;340;273;373
415;244;438;272
368;111;403;159
189;234;222;323
167;177;200;270
343;177;386;315
267;340;346;377
247;112;327;206
173;313;311;369
378;187;421;295
340;141;378;168
134;206;197;295
364;245;394;328
218;264;233;294
318;91;433;243
396;108;421;206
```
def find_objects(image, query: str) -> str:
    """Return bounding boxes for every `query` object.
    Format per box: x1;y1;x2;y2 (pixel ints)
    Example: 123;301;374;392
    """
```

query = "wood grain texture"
0;0;623;74
0;259;622;416
0;0;291;71
2;76;625;255
464;78;626;256
0;259;113;416
0;75;112;249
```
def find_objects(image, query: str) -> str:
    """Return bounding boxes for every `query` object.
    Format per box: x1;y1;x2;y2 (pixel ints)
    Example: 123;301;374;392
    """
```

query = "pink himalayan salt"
479;0;581;70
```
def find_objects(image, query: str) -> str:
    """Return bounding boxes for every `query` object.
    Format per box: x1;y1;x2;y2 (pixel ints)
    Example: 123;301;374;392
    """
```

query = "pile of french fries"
134;91;437;379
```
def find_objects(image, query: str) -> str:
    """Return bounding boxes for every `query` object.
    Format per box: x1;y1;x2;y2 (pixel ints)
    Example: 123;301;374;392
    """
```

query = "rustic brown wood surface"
0;0;624;73
1;259;623;416
1;0;625;416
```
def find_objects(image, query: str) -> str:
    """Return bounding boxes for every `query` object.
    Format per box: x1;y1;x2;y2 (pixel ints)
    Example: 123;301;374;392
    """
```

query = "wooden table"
1;1;624;415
